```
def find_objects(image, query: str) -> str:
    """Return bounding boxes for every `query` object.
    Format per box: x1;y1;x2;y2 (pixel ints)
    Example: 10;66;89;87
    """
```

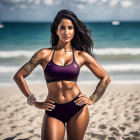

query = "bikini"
44;47;86;126
44;47;80;83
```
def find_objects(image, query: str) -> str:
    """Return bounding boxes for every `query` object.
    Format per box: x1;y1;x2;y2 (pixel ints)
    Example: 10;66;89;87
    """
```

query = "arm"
13;49;55;110
13;50;43;98
82;51;111;104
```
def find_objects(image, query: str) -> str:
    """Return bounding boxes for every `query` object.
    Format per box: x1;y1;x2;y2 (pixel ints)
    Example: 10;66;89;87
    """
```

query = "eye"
60;26;65;30
68;26;73;30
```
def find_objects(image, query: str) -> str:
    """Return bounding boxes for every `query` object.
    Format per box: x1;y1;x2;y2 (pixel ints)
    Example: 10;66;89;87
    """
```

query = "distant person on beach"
13;9;111;140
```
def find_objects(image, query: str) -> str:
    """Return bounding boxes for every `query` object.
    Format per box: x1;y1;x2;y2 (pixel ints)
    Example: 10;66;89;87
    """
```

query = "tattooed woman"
13;10;111;140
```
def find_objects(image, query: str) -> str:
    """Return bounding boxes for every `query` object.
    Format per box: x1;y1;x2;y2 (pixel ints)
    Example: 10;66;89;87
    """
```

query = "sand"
0;82;140;140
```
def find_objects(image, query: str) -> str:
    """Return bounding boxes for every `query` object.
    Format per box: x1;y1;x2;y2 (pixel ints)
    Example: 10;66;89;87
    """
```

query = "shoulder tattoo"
23;53;39;75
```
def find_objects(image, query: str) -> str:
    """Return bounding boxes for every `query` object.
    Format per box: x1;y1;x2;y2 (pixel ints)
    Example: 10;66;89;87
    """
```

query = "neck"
56;40;73;52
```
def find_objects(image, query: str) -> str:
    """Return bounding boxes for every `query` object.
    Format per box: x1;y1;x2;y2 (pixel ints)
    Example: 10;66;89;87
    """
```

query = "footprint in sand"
109;127;119;132
102;112;108;115
133;115;140;122
118;127;126;131
98;124;107;129
108;136;116;140
90;133;107;140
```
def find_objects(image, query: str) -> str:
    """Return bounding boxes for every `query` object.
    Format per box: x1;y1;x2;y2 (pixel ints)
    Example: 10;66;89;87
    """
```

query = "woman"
13;10;111;140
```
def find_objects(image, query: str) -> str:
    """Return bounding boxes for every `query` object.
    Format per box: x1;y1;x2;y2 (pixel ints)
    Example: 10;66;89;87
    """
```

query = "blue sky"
0;0;140;22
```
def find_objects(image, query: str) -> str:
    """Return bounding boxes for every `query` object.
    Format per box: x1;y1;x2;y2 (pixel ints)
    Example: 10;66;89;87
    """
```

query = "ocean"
0;22;140;85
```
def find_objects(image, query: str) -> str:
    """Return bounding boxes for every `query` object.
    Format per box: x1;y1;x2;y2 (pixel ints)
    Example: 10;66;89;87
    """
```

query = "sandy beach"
0;82;140;140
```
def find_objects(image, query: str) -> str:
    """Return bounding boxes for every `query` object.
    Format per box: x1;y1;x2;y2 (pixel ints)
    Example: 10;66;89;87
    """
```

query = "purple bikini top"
44;47;80;83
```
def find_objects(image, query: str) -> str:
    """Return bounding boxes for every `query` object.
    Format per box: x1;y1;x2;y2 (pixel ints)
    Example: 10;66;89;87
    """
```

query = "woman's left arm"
82;51;111;104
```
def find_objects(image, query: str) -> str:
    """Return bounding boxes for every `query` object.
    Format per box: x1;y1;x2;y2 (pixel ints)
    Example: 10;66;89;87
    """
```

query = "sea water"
0;22;140;85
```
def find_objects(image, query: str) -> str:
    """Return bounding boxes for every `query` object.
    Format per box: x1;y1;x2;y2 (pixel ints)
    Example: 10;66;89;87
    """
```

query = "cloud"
77;4;84;9
87;0;98;4
18;4;26;9
10;0;21;3
101;0;108;2
55;1;61;5
27;0;33;3
43;0;53;5
73;0;98;4
0;0;140;21
34;0;40;5
109;0;119;7
121;0;133;8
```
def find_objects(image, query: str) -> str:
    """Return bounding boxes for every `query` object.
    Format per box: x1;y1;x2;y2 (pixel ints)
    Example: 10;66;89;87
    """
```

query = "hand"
74;93;94;106
33;99;55;111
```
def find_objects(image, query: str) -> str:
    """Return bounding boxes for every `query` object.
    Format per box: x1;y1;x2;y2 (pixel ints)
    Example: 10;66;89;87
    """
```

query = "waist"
46;88;81;104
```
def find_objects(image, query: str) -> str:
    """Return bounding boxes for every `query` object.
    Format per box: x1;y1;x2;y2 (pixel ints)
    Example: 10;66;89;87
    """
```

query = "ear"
56;29;58;35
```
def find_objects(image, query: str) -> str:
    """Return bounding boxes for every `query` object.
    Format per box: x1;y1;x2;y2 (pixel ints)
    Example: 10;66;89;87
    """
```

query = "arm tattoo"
23;53;38;77
90;79;108;103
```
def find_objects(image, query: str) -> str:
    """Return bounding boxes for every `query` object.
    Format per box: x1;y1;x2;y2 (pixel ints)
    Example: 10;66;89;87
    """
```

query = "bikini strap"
72;47;75;60
51;47;56;61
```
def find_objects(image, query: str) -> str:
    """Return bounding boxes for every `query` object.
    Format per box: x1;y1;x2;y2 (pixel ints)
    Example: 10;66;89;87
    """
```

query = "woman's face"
56;18;75;43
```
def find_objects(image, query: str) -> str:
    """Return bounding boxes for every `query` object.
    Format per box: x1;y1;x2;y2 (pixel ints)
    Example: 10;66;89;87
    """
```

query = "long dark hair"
50;9;95;58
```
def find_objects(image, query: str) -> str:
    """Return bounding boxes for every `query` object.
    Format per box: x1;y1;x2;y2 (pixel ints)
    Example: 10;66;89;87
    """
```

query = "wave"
81;63;140;72
103;63;140;72
0;50;35;58
94;48;140;55
0;48;140;58
0;66;42;73
0;66;20;73
1;63;140;73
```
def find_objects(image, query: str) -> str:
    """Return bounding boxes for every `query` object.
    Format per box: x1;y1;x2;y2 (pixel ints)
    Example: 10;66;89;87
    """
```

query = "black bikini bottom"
45;93;86;126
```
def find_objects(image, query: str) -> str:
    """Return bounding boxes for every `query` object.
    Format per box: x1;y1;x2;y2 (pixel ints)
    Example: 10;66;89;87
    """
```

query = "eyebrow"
60;25;73;27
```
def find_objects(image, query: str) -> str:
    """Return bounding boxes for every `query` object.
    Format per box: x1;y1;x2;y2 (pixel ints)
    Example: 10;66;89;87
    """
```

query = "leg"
66;105;89;140
41;112;65;140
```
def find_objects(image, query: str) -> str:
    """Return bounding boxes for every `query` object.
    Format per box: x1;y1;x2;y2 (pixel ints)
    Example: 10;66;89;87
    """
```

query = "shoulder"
73;48;91;57
34;47;54;58
76;50;96;64
79;51;89;56
72;49;96;67
30;47;54;65
79;51;92;58
36;47;53;54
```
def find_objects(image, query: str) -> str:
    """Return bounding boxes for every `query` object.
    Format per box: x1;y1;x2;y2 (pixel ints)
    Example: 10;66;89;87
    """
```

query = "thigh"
41;112;65;140
66;105;90;140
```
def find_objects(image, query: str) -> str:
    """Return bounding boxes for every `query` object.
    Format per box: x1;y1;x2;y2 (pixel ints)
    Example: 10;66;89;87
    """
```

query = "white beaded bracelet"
27;93;36;106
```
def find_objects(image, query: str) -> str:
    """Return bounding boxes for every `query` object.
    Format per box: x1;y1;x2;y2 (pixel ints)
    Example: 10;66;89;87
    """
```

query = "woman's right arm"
13;49;55;111
13;51;41;98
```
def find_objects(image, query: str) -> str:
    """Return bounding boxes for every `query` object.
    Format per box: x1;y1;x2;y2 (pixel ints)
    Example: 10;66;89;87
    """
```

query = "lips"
63;36;70;39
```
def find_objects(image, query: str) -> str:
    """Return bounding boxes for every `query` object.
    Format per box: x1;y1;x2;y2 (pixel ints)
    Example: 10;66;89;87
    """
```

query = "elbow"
13;73;21;82
103;74;111;85
107;75;111;84
13;74;18;82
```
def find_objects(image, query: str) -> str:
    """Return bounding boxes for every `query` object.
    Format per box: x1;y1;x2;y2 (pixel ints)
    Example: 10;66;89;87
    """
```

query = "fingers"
45;99;55;111
74;93;87;106
76;98;86;106
45;99;54;104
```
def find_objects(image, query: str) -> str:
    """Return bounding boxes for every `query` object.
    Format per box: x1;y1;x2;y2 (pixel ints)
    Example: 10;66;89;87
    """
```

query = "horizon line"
1;20;140;23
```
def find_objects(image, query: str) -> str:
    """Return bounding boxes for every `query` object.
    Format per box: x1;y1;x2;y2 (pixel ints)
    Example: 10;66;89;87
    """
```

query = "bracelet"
28;97;36;106
29;98;36;106
27;93;34;103
27;93;36;106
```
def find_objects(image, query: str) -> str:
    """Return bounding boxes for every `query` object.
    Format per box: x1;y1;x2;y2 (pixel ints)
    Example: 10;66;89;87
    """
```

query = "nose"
65;28;69;35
